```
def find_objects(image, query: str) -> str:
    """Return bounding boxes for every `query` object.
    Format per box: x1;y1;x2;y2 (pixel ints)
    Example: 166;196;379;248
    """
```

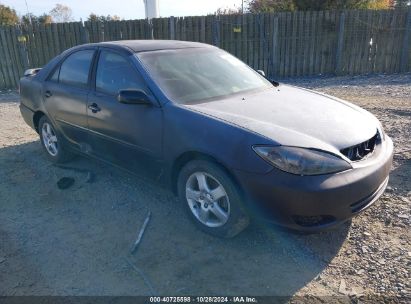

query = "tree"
0;3;19;25
292;0;333;10
392;0;411;7
39;14;53;24
87;13;99;21
247;0;391;12
21;13;35;25
21;13;53;25
87;13;121;22
49;4;73;22
247;0;295;13
363;0;391;9
214;6;243;15
109;15;121;21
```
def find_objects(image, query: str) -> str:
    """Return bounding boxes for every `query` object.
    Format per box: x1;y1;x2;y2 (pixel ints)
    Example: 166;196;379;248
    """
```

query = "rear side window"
59;50;94;88
96;50;146;96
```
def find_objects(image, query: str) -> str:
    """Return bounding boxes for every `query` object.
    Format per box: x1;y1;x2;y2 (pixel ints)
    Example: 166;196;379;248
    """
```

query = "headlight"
253;146;352;176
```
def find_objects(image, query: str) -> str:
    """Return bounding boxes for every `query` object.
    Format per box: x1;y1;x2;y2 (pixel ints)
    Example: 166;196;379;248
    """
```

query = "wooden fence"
0;9;410;89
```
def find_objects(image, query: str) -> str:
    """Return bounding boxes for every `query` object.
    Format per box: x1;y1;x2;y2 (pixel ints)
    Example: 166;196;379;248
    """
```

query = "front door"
86;49;163;179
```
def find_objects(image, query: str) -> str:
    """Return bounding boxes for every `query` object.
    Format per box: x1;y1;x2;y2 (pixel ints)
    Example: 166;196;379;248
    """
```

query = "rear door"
43;49;96;147
86;48;163;179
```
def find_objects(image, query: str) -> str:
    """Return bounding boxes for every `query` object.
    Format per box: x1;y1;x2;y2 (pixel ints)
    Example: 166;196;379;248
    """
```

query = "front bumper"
233;136;394;232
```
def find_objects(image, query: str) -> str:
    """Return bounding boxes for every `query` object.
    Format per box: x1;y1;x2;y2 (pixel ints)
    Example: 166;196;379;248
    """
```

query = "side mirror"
24;68;42;77
257;70;266;77
118;89;152;105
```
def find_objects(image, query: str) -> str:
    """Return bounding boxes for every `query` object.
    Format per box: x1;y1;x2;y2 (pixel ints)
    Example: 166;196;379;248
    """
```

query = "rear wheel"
178;160;249;238
38;116;73;163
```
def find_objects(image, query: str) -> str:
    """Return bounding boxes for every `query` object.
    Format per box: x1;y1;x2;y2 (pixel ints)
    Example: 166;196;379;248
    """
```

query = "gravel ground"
0;74;410;302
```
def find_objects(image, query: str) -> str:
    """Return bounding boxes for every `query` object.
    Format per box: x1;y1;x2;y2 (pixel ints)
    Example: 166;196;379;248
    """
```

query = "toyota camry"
19;40;393;237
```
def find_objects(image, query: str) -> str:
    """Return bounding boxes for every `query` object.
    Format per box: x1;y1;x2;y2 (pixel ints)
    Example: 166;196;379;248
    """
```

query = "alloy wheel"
185;172;230;227
41;122;58;156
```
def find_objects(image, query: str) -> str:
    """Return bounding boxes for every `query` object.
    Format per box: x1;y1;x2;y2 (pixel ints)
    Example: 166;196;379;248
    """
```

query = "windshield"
137;48;272;104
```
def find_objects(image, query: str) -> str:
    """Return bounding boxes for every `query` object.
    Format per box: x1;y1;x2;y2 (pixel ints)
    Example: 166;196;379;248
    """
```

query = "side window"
96;50;146;96
59;50;94;88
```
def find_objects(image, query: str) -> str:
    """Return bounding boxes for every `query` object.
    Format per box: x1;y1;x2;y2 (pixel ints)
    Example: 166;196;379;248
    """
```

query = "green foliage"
21;13;53;25
247;0;295;13
0;3;19;25
87;13;121;22
247;0;392;12
293;0;390;10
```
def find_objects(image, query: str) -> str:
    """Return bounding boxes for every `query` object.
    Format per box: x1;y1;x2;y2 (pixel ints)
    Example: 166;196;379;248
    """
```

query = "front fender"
162;103;274;175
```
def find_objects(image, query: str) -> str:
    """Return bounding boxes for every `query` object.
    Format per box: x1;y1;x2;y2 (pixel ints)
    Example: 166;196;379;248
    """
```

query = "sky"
2;0;245;20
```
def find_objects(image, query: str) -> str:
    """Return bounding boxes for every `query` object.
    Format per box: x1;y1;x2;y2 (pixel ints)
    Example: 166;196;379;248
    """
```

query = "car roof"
76;40;213;53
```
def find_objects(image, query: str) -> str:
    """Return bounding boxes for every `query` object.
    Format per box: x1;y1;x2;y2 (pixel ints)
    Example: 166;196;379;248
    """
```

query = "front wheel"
178;160;250;238
38;116;73;163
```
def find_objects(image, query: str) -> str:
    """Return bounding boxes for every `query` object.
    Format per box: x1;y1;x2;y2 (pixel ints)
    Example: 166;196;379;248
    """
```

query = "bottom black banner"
0;296;409;304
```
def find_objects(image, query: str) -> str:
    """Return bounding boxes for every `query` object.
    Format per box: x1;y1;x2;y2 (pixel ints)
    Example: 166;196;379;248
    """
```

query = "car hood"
185;85;379;154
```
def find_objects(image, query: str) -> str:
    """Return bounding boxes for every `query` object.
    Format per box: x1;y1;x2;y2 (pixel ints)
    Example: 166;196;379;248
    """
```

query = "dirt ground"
0;74;410;302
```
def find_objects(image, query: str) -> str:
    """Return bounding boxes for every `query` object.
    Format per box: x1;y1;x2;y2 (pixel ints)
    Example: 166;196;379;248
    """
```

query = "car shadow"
0;141;348;298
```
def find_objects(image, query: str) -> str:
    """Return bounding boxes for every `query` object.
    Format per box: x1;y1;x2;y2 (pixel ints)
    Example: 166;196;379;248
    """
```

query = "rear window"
58;50;95;88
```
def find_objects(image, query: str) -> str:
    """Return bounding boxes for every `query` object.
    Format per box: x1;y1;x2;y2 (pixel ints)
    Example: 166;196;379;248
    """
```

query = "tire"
178;160;250;238
38;116;73;164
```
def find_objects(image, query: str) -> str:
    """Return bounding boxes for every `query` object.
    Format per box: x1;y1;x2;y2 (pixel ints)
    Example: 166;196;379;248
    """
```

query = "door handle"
45;90;52;98
88;103;101;113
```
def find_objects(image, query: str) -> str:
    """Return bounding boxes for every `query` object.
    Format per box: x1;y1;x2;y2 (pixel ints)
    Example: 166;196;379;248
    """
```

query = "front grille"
341;132;379;161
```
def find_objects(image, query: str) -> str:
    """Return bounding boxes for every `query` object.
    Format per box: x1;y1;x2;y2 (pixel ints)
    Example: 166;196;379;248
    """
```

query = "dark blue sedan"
19;40;393;237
